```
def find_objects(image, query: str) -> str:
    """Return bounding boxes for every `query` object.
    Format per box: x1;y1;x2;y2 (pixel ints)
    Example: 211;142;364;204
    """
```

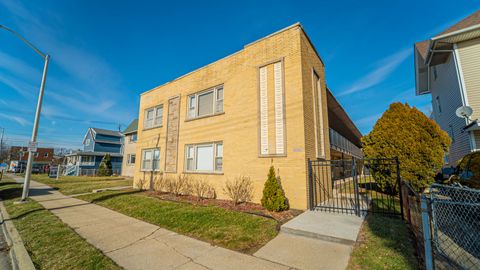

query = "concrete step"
280;211;364;245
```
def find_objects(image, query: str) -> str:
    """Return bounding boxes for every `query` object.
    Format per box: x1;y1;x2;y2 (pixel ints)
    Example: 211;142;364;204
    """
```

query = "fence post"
395;157;404;219
308;158;314;210
421;195;434;270
352;158;361;216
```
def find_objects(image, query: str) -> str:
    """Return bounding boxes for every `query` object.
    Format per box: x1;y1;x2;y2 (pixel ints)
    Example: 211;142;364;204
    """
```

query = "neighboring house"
122;119;138;177
135;23;362;209
65;128;123;176
414;10;480;166
8;146;54;172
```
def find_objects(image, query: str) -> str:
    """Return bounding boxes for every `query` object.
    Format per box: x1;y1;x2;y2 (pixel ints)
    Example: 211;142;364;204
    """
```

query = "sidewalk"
9;175;290;270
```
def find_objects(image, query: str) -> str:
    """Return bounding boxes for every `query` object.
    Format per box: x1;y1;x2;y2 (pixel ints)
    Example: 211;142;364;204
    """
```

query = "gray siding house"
414;10;480;165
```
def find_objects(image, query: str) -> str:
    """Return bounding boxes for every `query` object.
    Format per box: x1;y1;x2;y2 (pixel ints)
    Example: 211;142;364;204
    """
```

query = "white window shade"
196;145;214;171
198;91;214;117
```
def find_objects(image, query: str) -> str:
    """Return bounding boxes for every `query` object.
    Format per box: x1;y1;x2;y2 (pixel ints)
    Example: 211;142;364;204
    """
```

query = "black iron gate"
308;158;403;217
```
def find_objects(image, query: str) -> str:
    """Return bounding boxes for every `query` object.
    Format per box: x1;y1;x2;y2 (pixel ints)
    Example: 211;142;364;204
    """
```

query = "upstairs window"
185;142;223;173
129;133;138;143
187;85;224;119
144;105;163;129
436;96;442;114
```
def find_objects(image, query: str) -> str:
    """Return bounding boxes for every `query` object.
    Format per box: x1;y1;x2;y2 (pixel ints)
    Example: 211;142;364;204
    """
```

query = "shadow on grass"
85;190;141;204
358;209;419;269
0;187;23;200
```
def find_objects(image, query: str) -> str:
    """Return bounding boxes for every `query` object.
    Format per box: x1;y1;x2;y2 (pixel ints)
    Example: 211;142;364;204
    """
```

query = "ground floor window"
80;156;95;165
141;148;160;171
185;142;222;173
127;154;136;165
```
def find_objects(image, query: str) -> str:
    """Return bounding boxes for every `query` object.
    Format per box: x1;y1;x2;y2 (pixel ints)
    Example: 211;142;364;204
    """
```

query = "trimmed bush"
97;154;112;176
362;103;451;193
261;166;289;212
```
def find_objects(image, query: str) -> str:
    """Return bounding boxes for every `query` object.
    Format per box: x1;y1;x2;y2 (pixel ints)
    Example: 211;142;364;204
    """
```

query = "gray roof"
66;151;123;157
91;128;122;137
123;119;138;134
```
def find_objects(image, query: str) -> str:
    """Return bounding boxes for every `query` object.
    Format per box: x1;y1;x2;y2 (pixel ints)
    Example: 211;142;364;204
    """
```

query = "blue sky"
0;1;478;149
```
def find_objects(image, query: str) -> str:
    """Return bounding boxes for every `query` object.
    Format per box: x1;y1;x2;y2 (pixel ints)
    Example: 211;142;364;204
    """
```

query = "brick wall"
134;25;331;209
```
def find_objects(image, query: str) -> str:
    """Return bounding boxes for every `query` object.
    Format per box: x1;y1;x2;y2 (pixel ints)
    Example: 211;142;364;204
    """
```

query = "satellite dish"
456;106;473;120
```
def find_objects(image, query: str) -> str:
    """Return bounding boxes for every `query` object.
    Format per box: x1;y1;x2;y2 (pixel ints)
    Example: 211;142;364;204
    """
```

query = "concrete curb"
0;201;36;270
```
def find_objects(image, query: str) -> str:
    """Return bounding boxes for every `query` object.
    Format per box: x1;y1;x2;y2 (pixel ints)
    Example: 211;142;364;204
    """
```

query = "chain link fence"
429;184;480;270
402;181;480;270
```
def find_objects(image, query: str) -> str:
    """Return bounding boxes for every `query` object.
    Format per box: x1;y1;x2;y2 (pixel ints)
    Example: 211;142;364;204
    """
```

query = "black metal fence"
308;158;403;217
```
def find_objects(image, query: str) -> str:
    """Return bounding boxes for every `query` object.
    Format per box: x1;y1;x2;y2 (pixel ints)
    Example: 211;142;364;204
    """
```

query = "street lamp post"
0;25;50;201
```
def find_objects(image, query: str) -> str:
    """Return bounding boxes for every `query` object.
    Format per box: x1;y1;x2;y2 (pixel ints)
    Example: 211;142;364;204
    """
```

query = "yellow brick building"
134;23;362;210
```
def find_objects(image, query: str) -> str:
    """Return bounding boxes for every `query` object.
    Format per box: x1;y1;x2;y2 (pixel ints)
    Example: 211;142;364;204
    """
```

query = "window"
129;133;137;143
127;154;136;165
185;142;222;173
44;152;49;157
436;96;442;114
449;124;455;143
85;139;91;145
187;85;223;119
144;105;163;129
141;148;160;171
80;156;95;165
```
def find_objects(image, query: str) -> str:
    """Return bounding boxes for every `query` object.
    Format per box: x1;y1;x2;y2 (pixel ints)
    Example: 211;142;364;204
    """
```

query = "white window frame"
129;133;137;143
187;85;224;119
144;105;163;129
141;148;161;171
127;154;136;165
80;156;95;166
184;142;223;173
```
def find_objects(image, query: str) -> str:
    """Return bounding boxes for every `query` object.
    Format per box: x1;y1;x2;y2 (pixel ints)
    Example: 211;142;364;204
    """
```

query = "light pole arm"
1;24;50;201
0;25;47;59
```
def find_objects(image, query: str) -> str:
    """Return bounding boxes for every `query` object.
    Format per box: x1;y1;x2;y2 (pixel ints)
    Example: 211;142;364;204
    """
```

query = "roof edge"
140;22;321;96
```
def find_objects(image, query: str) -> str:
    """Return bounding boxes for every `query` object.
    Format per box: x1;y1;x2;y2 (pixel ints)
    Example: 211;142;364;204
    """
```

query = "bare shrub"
136;175;147;191
168;174;193;196
223;176;254;205
193;178;216;200
153;173;169;192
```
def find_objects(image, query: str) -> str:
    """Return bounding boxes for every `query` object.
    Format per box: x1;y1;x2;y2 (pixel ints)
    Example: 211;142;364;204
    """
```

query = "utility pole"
0;127;4;163
0;25;50;201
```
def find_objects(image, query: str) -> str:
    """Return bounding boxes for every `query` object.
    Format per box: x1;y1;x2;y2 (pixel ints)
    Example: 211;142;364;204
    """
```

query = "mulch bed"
144;191;302;224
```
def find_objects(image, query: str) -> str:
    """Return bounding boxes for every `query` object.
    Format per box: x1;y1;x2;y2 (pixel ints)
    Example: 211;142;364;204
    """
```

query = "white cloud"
355;113;382;127
339;48;412;97
0;112;29;126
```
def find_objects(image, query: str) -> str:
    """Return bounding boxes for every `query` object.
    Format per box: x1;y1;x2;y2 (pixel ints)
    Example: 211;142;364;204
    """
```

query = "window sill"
143;125;163;131
183;171;224;175
258;154;287;158
140;170;162;172
185;112;224;122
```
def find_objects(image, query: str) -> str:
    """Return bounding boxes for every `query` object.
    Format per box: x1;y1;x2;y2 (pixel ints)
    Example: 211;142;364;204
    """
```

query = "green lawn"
348;214;418;270
0;178;121;270
30;174;132;195
77;190;279;253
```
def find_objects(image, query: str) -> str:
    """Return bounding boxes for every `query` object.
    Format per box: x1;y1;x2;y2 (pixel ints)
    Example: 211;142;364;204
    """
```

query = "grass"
77;189;279;253
348;211;418;270
30;174;132;195
0;178;121;270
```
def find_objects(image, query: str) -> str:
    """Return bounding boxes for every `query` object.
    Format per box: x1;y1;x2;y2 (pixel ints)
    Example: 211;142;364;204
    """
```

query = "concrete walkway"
9;175;362;270
254;211;364;270
9;176;291;270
